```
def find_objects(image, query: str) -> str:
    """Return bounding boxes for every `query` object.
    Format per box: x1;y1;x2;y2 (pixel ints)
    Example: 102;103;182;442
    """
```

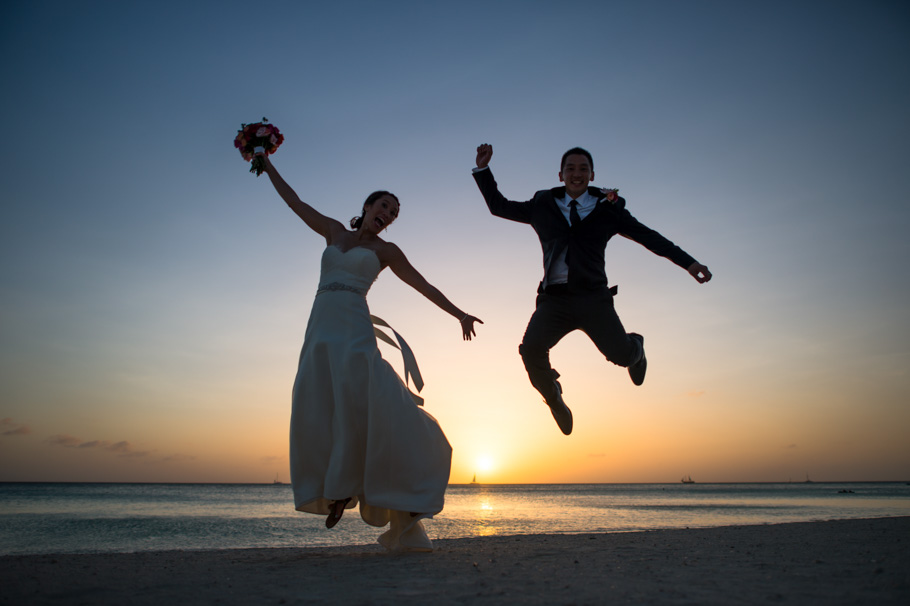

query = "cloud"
108;441;151;458
46;434;82;447
1;418;32;436
687;390;706;398
78;440;112;449
46;435;150;457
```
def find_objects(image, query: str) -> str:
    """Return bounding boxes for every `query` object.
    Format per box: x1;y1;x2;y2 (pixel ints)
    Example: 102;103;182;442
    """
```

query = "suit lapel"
543;187;567;221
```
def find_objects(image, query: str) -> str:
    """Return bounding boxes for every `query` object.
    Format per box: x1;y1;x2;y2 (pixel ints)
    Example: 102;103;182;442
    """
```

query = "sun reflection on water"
467;490;501;536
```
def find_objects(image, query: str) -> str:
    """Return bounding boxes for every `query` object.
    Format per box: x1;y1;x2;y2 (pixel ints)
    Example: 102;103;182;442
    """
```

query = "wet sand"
2;517;908;605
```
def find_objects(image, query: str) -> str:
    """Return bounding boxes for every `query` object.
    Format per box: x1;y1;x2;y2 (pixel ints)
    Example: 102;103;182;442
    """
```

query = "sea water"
1;482;908;556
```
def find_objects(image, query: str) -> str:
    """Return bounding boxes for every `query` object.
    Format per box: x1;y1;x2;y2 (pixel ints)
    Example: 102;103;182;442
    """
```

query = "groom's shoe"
628;333;647;386
545;381;573;435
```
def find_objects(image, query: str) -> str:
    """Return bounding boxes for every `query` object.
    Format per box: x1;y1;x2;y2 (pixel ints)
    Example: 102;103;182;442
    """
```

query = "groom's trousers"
518;286;642;401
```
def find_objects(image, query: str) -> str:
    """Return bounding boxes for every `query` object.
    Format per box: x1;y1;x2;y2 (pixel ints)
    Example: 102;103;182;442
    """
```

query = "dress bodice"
317;245;381;295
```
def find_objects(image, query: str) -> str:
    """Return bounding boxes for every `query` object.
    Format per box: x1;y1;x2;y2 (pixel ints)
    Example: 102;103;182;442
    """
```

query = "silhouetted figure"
472;144;711;435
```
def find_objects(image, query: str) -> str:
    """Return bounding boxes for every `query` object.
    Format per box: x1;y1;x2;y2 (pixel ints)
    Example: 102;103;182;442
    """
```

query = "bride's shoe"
325;498;351;529
377;510;433;552
377;527;395;550
397;519;433;552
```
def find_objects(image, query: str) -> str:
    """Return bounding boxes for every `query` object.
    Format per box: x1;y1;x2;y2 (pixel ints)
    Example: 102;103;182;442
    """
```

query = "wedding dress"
290;245;452;551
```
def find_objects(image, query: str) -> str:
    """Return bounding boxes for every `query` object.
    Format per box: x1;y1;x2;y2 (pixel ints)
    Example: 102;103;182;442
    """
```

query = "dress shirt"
547;189;598;286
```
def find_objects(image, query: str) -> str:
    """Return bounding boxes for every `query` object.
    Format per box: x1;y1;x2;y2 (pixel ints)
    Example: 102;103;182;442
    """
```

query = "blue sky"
1;0;908;483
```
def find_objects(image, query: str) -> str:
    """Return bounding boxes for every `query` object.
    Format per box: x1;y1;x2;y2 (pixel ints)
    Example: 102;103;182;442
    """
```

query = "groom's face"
559;154;594;199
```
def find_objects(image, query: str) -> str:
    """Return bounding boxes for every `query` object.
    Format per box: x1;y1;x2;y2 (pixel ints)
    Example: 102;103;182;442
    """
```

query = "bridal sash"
371;315;425;407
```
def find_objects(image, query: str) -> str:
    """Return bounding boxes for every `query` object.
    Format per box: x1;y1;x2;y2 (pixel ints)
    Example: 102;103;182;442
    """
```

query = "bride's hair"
350;190;400;229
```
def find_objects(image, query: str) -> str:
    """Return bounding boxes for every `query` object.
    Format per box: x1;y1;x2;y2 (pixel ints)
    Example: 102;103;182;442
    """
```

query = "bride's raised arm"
260;155;345;242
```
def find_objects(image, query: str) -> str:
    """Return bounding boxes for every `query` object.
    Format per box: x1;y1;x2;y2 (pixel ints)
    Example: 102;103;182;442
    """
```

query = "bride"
259;153;481;552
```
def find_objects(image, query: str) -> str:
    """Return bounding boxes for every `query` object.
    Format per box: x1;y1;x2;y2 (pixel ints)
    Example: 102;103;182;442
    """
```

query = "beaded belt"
316;282;367;296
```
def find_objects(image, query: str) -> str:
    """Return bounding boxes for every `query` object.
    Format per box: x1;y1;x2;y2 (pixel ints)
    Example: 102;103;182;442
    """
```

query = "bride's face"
364;195;400;233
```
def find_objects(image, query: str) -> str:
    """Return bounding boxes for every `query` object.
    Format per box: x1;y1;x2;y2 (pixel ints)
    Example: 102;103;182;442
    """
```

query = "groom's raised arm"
472;143;533;224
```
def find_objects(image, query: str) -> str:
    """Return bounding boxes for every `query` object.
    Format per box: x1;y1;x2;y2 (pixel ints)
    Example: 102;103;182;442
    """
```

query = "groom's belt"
542;283;618;296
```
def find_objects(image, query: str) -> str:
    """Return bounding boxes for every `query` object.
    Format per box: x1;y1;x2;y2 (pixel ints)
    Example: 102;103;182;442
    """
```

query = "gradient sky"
2;1;908;484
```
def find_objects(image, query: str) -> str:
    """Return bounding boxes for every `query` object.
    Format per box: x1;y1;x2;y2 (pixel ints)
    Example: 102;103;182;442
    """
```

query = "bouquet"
234;118;284;176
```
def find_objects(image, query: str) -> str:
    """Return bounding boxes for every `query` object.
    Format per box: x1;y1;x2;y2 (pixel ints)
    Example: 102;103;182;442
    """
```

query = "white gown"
290;245;452;551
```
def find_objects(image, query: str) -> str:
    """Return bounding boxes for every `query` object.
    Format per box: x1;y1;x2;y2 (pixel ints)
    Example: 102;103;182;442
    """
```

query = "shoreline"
3;517;908;605
0;517;910;606
3;480;908;484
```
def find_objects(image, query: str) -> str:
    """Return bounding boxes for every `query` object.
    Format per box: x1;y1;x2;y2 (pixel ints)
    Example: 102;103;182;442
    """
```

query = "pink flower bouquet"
234;118;284;176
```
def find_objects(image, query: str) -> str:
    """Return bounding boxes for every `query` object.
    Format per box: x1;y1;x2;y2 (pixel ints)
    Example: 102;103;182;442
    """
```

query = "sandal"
325;498;351;529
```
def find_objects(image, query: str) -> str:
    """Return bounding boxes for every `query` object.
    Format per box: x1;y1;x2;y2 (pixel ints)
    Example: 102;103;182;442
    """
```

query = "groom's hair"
561;147;593;171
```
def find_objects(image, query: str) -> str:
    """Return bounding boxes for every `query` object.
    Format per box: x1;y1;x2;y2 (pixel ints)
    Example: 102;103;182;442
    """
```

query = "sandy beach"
2;517;908;605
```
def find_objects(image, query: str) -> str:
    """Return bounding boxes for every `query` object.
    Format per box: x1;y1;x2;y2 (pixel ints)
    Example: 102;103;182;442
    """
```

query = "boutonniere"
600;188;619;203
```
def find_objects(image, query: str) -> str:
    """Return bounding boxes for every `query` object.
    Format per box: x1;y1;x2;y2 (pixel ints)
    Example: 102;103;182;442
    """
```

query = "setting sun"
476;455;495;473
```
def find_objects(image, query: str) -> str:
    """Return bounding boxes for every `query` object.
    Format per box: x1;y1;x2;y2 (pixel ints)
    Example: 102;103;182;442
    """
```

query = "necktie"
566;200;580;271
569;200;581;226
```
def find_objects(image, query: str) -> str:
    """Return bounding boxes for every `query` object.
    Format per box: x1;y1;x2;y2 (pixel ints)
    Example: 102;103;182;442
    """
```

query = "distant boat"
273;473;285;485
681;475;695;484
805;474;813;484
470;474;478;485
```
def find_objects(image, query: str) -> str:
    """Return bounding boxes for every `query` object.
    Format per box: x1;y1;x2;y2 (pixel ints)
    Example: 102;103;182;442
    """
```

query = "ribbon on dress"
371;315;425;406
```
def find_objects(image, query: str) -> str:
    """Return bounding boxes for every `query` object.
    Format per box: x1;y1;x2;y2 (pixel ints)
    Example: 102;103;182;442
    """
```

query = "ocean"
1;482;908;556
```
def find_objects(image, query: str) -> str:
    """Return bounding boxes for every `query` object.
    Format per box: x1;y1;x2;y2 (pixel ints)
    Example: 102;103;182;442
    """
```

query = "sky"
1;0;908;485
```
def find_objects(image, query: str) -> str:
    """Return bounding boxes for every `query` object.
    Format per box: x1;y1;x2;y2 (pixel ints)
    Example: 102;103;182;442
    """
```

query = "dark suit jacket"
473;167;697;293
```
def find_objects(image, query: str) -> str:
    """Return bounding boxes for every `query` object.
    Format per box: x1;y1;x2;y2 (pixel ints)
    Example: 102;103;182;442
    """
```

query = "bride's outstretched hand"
460;315;483;341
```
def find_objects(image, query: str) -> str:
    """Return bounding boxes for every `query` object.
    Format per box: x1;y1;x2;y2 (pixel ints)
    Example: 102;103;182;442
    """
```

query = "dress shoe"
545;380;573;435
325;497;351;528
628;333;647;386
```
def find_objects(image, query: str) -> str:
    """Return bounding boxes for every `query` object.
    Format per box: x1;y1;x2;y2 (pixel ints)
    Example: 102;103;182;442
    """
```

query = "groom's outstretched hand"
475;144;493;169
687;262;712;284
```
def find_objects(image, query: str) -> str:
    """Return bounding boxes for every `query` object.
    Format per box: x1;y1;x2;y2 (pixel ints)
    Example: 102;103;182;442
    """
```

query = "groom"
472;143;712;436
